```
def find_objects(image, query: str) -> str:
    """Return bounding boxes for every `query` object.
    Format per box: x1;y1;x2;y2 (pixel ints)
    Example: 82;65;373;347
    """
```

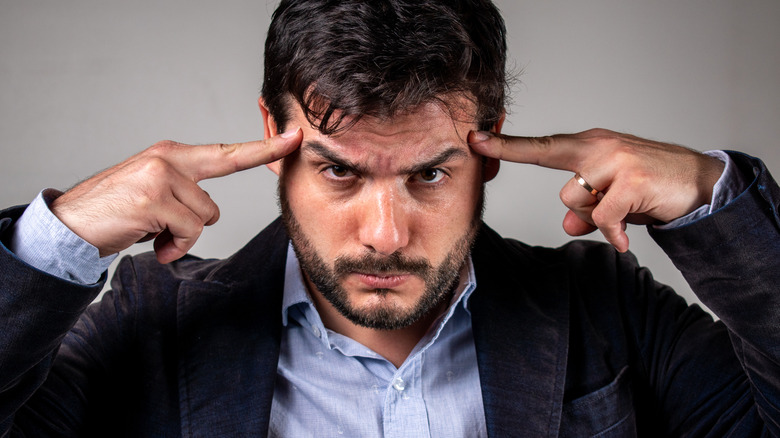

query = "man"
1;0;778;437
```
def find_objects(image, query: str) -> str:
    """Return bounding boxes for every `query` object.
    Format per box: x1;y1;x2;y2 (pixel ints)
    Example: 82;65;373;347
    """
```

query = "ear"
482;111;505;182
259;97;282;175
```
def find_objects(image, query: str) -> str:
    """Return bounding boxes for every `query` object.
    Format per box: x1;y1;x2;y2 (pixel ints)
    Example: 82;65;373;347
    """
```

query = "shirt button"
392;377;405;392
312;326;321;338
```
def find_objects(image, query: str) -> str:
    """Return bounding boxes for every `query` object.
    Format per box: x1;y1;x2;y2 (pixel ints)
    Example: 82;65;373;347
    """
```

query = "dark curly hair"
261;0;508;134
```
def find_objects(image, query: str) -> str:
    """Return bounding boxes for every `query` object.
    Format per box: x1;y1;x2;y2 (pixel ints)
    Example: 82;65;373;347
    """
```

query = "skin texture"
51;133;303;264
263;100;490;366
468;129;725;252
279;183;480;332
46;95;724;366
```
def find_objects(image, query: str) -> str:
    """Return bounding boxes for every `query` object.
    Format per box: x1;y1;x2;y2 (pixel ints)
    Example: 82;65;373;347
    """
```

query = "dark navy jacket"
1;152;778;437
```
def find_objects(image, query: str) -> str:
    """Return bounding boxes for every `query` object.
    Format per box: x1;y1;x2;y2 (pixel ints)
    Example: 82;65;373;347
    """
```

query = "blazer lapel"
470;225;570;438
176;219;289;437
173;220;571;436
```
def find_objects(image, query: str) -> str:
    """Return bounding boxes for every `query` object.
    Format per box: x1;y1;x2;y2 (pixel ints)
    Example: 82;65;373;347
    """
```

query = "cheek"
411;183;482;252
282;173;352;256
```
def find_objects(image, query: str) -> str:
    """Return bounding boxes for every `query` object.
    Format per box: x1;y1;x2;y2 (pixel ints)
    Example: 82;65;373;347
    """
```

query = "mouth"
353;272;411;289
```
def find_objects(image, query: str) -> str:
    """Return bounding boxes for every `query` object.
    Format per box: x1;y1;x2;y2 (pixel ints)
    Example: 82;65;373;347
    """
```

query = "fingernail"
280;127;300;138
471;131;491;142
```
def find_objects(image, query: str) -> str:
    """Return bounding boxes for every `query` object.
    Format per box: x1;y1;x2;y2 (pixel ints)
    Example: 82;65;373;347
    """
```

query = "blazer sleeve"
649;151;780;435
0;205;106;436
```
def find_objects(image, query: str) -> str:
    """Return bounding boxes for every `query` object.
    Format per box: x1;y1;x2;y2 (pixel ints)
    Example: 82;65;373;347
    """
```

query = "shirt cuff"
9;189;117;284
657;150;745;229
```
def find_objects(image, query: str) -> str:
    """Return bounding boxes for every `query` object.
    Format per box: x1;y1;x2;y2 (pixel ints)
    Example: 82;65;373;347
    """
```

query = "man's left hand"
468;128;725;252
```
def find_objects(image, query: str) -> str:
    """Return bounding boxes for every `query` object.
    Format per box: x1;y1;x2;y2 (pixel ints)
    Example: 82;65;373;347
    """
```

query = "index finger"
174;127;302;182
467;130;586;172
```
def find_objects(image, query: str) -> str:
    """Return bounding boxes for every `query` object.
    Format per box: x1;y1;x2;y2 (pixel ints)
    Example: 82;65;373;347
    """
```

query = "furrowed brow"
302;140;369;174
302;141;468;175
400;147;469;174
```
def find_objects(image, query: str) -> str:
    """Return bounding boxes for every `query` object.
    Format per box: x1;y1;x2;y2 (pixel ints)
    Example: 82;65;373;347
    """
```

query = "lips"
354;272;411;289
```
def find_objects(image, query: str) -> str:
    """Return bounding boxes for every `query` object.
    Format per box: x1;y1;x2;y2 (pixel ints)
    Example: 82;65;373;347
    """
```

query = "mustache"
333;252;432;278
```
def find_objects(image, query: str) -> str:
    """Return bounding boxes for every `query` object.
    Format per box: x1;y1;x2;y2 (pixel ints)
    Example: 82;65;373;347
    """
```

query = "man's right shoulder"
115;251;225;285
107;216;290;305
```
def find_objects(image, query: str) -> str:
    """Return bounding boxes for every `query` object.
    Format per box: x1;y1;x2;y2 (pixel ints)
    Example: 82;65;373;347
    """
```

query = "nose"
358;186;409;256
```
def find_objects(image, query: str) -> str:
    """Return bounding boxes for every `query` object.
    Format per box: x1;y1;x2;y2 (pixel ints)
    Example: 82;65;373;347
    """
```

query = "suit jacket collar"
469;225;570;438
176;218;288;437
173;219;570;437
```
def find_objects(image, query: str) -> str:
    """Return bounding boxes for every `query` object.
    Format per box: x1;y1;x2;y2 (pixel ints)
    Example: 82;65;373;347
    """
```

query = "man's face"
275;102;485;330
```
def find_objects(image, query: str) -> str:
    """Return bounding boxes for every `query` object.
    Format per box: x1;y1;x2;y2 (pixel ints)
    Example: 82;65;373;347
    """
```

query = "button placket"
383;357;429;438
392;377;405;392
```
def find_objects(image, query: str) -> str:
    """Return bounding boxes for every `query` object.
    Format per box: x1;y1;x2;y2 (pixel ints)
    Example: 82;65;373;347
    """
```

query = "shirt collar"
281;242;310;327
281;242;478;327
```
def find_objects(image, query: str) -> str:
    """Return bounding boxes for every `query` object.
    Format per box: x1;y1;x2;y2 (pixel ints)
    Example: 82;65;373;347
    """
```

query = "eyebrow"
400;147;469;174
302;140;469;175
303;140;369;174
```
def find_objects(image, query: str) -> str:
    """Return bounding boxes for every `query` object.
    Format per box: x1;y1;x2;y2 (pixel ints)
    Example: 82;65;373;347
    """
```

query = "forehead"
293;102;479;168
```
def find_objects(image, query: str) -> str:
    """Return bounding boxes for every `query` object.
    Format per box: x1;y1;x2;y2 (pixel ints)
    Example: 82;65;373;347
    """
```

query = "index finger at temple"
189;128;302;181
468;131;585;171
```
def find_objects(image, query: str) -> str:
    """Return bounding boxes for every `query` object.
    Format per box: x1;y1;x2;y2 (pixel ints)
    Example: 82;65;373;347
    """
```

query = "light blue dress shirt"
9;189;116;284
8;150;740;436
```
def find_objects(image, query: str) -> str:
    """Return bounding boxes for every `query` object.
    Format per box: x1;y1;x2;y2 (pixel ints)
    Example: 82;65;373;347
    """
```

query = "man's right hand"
51;128;302;264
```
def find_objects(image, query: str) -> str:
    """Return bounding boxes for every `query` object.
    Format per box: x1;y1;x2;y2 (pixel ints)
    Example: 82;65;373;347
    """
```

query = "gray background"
2;1;778;312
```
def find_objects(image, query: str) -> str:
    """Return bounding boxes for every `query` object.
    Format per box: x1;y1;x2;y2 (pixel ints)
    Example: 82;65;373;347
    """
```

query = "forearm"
650;152;780;353
650;151;780;432
0;205;105;433
10;190;116;284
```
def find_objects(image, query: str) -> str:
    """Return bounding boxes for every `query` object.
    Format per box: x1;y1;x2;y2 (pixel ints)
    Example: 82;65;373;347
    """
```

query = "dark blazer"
1;152;778;437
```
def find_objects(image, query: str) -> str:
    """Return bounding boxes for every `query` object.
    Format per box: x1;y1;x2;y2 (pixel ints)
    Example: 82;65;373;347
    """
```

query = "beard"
279;180;484;331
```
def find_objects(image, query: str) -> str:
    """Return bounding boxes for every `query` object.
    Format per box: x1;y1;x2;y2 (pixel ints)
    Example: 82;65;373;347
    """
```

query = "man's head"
261;0;508;331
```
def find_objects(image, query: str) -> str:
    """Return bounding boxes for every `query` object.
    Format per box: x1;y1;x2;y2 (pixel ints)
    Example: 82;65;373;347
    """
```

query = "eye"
414;168;446;184
324;165;354;179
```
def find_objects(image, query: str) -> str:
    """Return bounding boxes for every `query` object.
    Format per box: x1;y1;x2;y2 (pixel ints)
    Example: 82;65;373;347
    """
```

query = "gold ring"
574;173;600;196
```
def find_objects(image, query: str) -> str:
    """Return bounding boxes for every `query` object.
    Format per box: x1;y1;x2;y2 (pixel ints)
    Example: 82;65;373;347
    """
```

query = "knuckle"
559;188;576;207
591;205;612;228
600;144;642;173
207;207;221;225
202;200;221;224
217;142;239;154
177;215;204;239
147;140;179;156
128;159;173;205
625;169;651;189
181;222;205;243
213;142;246;174
591;214;608;230
529;136;555;150
138;156;173;179
614;144;637;159
138;182;166;205
191;221;205;235
133;190;158;214
582;128;614;138
582;130;625;152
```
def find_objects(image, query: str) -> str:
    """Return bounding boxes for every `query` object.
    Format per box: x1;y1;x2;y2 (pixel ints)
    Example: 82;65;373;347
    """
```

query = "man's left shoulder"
473;223;637;277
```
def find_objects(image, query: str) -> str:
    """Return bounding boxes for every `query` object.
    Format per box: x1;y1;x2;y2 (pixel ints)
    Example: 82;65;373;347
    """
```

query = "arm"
650;151;780;434
469;130;780;433
0;206;105;434
0;131;301;435
9;190;116;284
